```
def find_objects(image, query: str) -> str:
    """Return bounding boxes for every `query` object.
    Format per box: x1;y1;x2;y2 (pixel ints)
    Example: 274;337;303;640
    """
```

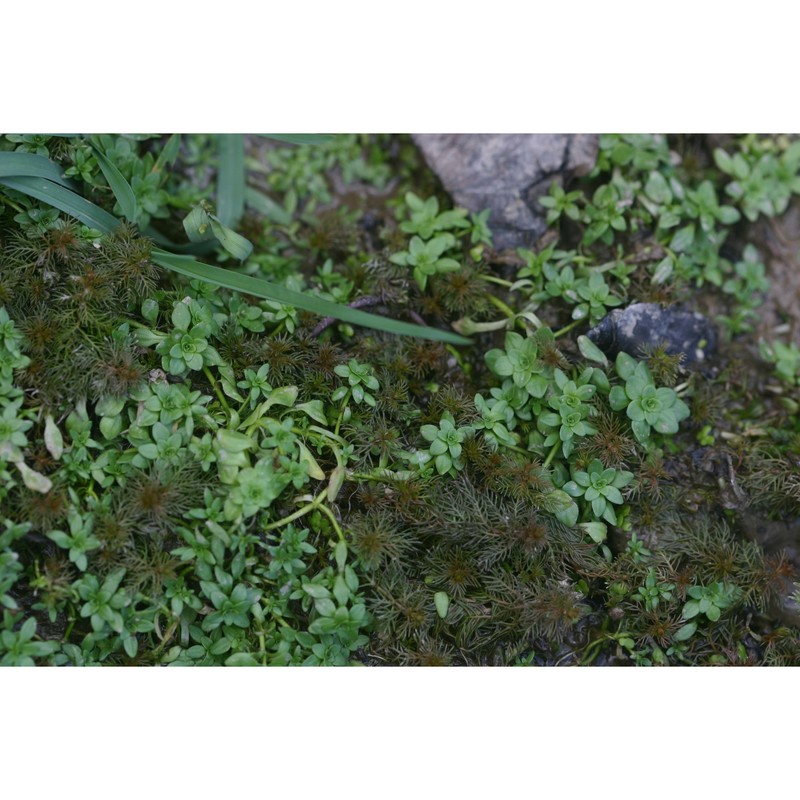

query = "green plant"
760;340;800;386
485;330;551;398
0;613;59;666
675;582;741;641
563;458;633;525
397;192;469;239
419;413;475;476
389;234;461;291
609;353;690;443
635;568;675;612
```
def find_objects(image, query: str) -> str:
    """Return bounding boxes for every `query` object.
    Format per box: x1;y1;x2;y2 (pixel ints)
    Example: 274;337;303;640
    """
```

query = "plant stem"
487;294;516;318
542;440;561;469
479;274;514;289
264;488;327;531
334;391;350;437
203;365;231;415
554;318;585;338
315;501;344;542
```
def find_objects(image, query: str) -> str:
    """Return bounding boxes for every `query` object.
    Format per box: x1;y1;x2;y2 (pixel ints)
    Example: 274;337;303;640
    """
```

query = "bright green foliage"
473;393;518;449
155;300;222;376
0;614;59;666
760;340;800;386
609;353;690;443
0;399;32;461
398;192;470;239
389;234;461;291
575;271;623;323
563;459;633;526
676;582;742;641
468;209;493;246
635;568;675;612
75;569;130;634
485;331;550;398
714;138;800;221
538;183;582;225
333;360;380;407
583;183;628;245
420;413;474;475
224;458;300;521
537;369;597;458
47;509;101;572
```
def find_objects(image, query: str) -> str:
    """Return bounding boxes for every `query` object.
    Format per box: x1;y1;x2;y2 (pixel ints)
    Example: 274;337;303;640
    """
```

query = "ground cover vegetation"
0;133;798;666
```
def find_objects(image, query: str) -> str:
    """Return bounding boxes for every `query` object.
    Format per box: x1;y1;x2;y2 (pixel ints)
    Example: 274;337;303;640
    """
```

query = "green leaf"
151;249;471;345
577;335;608;366
0;152;75;189
244;187;292;225
334;541;348;571
92;145;139;223
225;653;260;666
333;574;350;606
670;224;695;253
154;134;182;175
183;204;212;242
674;621;697;642
15;462;53;494
217;134;245;227
579;521;608;544
302;584;331;600
327;465;346;503
297;441;325;480
208;215;253;261
434;591;450;619
172;301;192;331
0;175;119;232
645;171;671;204
651;256;673;285
44;414;64;460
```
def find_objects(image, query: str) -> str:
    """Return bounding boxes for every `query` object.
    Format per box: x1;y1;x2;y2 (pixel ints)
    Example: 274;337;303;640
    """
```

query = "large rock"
412;134;598;250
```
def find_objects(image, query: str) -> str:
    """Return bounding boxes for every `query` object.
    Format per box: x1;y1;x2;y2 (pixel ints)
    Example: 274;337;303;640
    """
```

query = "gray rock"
412;134;598;250
587;303;717;366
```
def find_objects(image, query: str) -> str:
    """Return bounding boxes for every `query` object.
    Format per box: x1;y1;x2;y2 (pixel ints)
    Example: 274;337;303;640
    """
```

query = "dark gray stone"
587;303;717;366
412;134;598;250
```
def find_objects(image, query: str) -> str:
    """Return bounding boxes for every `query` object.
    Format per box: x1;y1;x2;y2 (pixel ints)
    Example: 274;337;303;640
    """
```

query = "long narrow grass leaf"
260;134;336;145
217;134;245;227
151;249;471;345
153;134;182;175
0;176;119;232
244;187;292;225
142;225;217;255
0;152;75;189
93;147;139;223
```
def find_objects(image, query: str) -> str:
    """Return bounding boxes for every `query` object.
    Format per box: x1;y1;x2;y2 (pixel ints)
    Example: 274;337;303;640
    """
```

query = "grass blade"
153;134;182;175
244;187;292;225
217;134;245;227
92;147;139;223
0;176;119;232
0;152;75;189
260;134;336;145
151;249;471;345
142;225;217;255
